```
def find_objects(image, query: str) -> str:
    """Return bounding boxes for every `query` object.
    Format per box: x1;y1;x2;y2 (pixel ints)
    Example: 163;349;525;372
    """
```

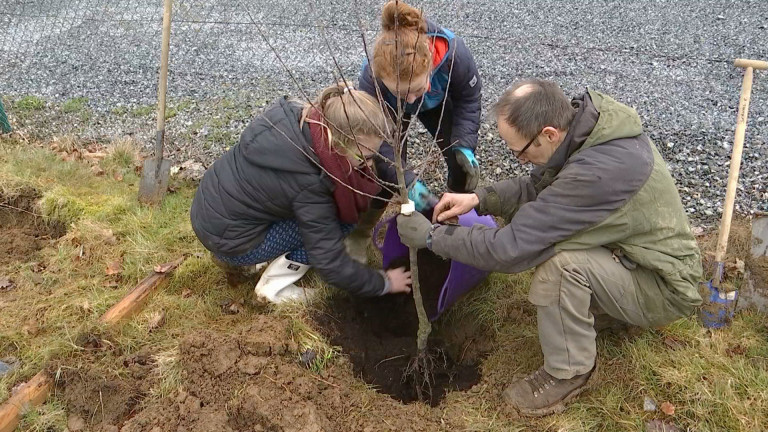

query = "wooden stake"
0;257;184;432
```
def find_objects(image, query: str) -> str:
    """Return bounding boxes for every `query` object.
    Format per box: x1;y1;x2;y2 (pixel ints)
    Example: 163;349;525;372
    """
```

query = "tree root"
402;348;447;404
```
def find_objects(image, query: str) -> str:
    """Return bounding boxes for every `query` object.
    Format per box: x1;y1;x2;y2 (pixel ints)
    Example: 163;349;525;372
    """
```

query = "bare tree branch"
243;1;401;195
316;15;401;197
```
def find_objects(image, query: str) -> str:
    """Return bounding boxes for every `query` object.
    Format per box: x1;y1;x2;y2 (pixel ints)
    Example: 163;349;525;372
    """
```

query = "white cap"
400;200;415;216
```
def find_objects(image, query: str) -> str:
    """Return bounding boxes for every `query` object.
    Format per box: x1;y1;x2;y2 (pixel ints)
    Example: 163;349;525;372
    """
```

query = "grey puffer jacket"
190;97;386;297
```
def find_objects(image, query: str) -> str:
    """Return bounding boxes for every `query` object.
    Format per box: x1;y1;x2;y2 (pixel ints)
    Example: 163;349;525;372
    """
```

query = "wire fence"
1;0;767;219
1;1;383;163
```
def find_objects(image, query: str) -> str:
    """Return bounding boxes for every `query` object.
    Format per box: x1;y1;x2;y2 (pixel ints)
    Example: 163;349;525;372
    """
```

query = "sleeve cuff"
378;271;390;296
474;186;499;216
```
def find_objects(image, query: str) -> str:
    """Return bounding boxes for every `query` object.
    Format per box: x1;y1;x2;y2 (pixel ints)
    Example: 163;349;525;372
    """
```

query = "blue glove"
407;180;438;212
452;147;480;192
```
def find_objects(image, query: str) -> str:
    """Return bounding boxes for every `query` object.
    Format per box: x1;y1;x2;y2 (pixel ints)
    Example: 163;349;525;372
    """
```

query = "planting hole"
0;190;66;266
313;250;481;406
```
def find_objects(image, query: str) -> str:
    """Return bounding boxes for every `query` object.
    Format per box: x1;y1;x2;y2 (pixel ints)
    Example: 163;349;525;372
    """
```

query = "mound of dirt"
122;315;443;432
53;350;156;430
0;190;65;266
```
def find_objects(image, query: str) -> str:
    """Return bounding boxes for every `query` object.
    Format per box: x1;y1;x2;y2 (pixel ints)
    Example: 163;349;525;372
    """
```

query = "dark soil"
312;251;481;406
388;250;452;321
0;190;65;266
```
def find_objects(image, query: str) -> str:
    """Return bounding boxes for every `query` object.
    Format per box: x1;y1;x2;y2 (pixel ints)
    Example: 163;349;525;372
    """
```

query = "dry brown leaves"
221;298;245;315
0;276;15;292
105;258;123;276
50;138;104;164
646;419;680;432
725;258;746;278
660;401;675;416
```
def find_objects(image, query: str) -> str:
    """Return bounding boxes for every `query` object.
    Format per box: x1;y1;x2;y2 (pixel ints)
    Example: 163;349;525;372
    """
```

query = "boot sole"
515;363;599;418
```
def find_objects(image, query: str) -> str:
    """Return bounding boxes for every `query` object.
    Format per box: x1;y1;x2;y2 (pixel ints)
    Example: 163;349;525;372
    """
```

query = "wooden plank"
99;257;184;325
0;372;53;432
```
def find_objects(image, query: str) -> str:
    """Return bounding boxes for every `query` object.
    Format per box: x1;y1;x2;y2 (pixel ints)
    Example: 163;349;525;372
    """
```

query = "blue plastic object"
700;262;738;329
407;180;437;212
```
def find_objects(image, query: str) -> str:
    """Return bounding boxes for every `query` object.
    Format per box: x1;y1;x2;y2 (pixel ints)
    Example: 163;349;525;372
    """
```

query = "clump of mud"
0;190;65;266
122;315;441;431
52;350;156;430
313;250;481;406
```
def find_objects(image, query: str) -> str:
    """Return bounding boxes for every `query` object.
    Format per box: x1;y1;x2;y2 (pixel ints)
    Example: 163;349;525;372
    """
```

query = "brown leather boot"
502;365;595;416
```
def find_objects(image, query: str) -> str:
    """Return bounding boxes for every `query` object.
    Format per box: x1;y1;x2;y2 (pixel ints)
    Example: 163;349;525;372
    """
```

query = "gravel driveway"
2;0;767;223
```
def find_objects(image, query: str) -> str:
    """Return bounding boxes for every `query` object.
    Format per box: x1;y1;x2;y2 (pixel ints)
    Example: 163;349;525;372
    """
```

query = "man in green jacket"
396;79;703;416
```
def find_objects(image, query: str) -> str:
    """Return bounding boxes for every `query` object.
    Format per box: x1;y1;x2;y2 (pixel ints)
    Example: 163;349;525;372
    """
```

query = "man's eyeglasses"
513;133;538;159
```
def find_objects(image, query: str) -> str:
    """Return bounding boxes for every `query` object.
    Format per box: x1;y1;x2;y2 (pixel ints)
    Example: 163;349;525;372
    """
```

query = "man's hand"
453;147;480;192
396;212;431;249
385;267;412;294
433;192;480;223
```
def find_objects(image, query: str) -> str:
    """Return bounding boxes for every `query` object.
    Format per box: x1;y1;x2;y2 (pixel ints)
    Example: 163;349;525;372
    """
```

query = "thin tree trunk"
393;158;431;353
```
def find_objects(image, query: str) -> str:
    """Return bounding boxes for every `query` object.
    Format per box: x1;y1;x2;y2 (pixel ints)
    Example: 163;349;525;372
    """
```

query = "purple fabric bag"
373;209;497;320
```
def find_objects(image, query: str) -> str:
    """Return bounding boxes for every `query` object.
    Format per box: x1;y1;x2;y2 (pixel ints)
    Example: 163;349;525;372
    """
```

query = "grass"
127;99;195;120
130;104;155;117
1;135;766;431
15;399;67;432
101;136;140;177
164;99;194;120
6;95;92;127
110;106;130;116
14;96;46;112
0;134;216;427
60;97;88;114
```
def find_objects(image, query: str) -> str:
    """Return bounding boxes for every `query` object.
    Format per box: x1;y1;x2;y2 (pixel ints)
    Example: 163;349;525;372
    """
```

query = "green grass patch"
439;265;768;431
60;97;88;114
164;99;195;120
14;95;46;111
0;134;206;415
101;137;140;177
131;104;155;117
15;398;67;431
110;106;130;116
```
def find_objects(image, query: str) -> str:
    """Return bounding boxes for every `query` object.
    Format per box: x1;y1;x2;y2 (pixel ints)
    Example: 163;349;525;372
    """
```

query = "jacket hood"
532;90;644;191
237;96;319;175
582;89;644;150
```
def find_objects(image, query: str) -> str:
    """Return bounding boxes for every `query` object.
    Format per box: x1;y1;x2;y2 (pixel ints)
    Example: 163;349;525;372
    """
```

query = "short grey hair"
491;79;576;139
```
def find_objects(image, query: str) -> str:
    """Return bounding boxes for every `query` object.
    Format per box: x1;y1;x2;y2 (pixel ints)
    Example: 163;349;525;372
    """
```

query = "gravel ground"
2;0;767;224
